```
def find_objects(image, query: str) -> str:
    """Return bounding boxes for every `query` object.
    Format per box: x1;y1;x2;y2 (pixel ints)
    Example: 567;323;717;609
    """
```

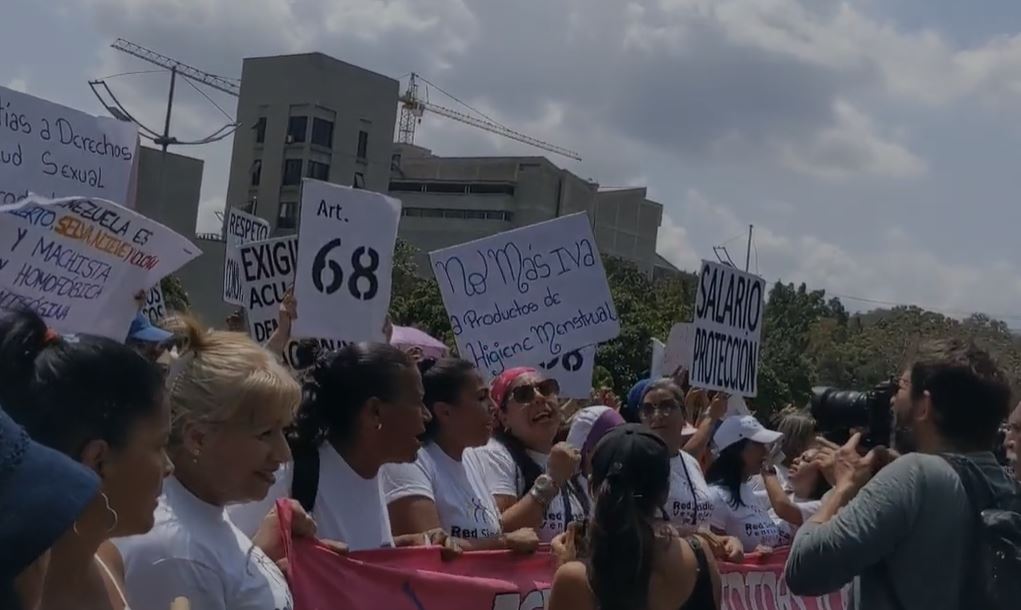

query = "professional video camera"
810;380;898;448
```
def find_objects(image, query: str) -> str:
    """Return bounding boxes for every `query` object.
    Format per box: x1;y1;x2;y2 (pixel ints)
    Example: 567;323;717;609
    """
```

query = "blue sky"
4;0;1021;326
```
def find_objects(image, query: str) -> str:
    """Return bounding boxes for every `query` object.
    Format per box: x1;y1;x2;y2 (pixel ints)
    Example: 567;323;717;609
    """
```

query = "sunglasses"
640;399;682;417
510;379;560;404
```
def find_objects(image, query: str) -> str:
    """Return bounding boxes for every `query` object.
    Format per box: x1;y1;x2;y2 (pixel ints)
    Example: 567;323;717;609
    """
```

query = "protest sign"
222;207;271;305
0;195;200;339
141;283;166;324
292;179;400;342
661;322;694;377
430;213;619;379
237;235;297;343
0;86;138;206
651;338;665;378
691;261;765;396
277;500;851;610
537;345;596;399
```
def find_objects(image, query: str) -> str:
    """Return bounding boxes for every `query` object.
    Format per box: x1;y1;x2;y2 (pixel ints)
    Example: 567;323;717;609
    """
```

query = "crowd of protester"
3;295;1020;610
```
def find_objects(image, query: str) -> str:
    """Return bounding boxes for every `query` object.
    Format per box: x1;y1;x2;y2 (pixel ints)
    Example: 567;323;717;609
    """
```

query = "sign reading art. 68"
291;179;401;343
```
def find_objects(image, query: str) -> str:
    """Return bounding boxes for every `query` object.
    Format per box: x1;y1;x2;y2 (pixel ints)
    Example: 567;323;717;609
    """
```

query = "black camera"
810;380;898;448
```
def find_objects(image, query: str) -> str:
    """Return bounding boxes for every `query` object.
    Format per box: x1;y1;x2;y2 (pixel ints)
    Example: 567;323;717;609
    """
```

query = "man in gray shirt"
785;339;1017;610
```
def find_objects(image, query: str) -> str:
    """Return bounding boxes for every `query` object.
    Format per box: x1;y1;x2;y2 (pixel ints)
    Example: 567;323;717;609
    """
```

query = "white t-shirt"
773;493;825;540
472;438;586;543
665;452;713;534
707;482;791;552
115;477;292;610
227;443;395;551
380;442;503;540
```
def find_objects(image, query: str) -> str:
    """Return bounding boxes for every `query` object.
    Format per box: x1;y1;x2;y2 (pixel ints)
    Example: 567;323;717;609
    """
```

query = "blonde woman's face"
197;402;294;504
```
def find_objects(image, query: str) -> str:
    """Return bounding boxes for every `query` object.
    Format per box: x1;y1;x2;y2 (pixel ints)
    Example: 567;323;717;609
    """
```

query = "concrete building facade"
391;145;663;275
224;53;400;233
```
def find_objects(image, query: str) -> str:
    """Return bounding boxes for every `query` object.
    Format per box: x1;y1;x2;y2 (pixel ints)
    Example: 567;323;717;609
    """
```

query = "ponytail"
587;475;664;610
291;342;413;452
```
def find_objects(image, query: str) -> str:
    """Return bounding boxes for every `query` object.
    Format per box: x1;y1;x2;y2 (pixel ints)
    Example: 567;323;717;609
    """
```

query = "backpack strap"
291;443;321;513
939;453;997;511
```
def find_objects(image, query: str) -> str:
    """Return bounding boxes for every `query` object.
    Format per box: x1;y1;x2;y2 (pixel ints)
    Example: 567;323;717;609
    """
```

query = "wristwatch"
530;474;560;506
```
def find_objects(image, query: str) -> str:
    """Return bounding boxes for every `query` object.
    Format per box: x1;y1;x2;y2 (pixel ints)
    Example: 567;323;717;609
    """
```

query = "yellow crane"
397;73;582;162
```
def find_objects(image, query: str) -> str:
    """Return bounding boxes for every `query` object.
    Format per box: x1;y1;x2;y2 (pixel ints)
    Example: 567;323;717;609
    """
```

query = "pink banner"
278;502;849;610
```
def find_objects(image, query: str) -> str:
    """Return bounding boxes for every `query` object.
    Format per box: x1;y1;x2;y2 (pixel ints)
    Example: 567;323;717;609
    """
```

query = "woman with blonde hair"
115;318;304;610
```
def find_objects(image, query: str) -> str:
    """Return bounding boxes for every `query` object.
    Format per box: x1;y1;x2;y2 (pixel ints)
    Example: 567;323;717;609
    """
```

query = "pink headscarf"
490;367;538;408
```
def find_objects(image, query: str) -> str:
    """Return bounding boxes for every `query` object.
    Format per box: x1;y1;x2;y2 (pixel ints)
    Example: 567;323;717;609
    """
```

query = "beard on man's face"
892;406;919;454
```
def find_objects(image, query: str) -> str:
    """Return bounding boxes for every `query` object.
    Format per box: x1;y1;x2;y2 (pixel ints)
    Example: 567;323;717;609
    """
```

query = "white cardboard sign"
238;235;298;344
430;213;620;379
292;179;400;342
0;86;138;206
661;323;695;377
0;195;200;339
651;338;665;378
222;207;271;305
537;345;597;399
141;283;167;324
690;261;765;397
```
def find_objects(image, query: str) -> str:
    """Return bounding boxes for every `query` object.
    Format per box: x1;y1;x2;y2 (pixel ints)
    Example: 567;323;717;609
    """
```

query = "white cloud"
655;213;701;271
666;188;1021;319
776;100;927;180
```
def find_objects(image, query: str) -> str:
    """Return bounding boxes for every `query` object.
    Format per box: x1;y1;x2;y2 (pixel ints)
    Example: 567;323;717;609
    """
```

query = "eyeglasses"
640;400;682;418
510;379;560;404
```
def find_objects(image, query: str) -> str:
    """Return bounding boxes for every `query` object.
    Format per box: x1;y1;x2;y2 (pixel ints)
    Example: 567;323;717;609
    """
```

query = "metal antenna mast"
89;39;241;150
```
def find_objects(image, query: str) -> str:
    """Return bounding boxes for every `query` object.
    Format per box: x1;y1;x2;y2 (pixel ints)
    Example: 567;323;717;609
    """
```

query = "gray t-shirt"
785;451;1014;610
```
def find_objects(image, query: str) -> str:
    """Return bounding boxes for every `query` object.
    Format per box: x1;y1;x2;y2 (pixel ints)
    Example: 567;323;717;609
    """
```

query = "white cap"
713;415;783;453
566;406;624;455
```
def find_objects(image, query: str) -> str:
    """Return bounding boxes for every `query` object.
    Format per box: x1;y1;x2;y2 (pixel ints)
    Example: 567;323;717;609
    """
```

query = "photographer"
785;339;1017;609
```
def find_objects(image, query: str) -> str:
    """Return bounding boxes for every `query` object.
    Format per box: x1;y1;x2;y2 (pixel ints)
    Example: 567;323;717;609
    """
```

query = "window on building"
311;118;334;148
356;130;369;159
287;116;308;143
391;152;402;171
307;161;330;181
389;181;423;192
254;117;267;144
282;159;303;186
353;172;366;189
400;206;511;221
250;160;262;186
468;183;515;195
277;202;298;229
427;182;468;194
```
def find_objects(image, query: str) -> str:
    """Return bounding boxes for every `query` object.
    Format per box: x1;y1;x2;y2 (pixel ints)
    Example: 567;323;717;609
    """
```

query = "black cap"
590;423;671;489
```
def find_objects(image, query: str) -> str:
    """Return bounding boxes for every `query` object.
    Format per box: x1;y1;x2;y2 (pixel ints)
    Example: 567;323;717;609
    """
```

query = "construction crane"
398;73;582;162
89;39;240;151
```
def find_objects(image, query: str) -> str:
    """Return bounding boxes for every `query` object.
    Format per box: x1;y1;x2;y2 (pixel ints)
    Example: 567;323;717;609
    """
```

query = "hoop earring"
101;492;119;534
376;423;383;431
72;492;120;535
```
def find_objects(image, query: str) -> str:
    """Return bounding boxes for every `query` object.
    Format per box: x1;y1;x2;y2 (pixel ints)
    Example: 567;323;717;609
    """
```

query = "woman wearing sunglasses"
474;368;585;543
639;379;744;561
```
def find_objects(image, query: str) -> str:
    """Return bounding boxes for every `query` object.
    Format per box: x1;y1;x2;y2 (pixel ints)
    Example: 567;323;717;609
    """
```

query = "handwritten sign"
661;323;695;376
239;235;297;343
141;284;166;324
0;86;138;206
292;179;400;342
691;261;765;397
537;345;596;399
0;195;200;339
223;207;271;305
430;213;619;378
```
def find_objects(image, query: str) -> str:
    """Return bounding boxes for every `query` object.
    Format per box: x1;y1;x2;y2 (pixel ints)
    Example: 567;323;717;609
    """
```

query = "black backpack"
940;454;1021;610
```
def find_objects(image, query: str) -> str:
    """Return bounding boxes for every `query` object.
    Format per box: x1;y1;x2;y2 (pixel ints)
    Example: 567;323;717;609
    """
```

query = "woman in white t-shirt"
705;415;787;553
381;358;538;551
474;367;585;543
228;342;433;551
114;318;302;610
761;447;831;537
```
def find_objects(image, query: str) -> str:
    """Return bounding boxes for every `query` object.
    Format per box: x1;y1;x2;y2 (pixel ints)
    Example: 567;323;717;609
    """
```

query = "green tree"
160;275;190;312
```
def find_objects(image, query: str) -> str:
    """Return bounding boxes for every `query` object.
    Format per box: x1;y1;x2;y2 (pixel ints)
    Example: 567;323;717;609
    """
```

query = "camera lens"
810;387;871;432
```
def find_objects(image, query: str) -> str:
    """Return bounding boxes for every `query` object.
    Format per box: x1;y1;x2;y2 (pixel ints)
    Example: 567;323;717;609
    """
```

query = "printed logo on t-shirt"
670;499;713;525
